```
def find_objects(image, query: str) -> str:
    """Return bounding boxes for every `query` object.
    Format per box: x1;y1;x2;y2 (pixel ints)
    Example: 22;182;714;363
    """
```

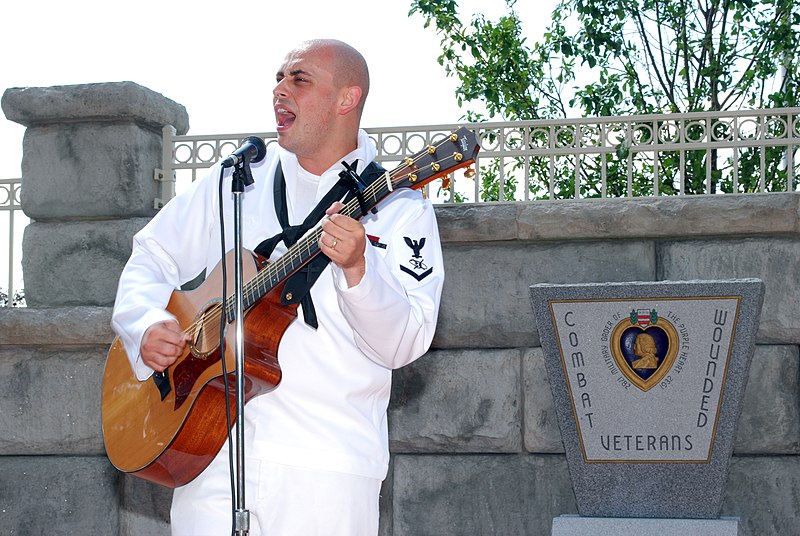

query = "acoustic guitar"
101;127;480;487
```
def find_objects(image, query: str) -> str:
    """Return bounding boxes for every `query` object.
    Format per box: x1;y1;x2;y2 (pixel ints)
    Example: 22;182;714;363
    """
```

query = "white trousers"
170;445;381;536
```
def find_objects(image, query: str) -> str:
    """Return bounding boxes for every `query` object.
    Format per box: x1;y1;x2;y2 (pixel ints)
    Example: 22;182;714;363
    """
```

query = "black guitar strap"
254;162;354;329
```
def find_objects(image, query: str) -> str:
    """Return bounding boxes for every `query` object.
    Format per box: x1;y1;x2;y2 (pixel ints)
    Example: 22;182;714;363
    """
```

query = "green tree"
0;288;25;307
411;0;800;197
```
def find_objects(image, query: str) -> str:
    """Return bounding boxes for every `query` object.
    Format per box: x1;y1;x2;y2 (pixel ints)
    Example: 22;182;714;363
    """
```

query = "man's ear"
338;85;363;115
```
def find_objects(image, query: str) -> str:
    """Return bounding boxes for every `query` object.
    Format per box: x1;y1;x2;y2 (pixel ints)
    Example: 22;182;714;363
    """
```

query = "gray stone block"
119;476;171;536
391;454;577;536
0;306;113;346
433;193;800;244
0;455;120;535
434;240;656;349
0;345;106;455
389;349;522;452
435;202;520;243
734;345;800;454
722;455;800;536
523;347;565;453
20;123;163;219
515;193;800;241
1;81;189;134
22;218;149;306
552;516;741;536
658;237;800;343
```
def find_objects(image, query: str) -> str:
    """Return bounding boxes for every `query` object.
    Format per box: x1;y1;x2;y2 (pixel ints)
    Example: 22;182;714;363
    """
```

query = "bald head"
289;39;370;116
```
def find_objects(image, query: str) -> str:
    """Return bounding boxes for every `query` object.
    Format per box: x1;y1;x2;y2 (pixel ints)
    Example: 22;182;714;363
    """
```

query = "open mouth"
275;106;296;131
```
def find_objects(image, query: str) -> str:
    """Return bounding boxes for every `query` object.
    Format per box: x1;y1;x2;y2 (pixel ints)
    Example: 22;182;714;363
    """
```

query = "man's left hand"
319;201;366;287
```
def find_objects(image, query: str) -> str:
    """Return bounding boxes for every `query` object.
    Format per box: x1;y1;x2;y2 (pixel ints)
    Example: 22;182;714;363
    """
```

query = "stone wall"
387;195;800;536
1;83;798;535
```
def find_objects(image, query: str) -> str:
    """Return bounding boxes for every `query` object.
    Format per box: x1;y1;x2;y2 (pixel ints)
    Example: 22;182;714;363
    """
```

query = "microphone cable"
216;163;238;536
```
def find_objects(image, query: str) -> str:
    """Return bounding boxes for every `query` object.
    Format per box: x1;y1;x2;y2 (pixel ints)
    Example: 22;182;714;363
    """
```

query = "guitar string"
180;133;468;351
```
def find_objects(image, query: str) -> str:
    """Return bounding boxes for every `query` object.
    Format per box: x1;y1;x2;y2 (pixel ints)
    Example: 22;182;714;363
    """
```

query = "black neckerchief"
253;161;354;328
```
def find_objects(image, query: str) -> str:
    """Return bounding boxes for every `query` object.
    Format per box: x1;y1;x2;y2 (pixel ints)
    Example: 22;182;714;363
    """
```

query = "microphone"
220;136;267;168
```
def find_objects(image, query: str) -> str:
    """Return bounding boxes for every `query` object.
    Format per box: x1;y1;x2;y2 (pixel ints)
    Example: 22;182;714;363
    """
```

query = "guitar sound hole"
191;301;224;358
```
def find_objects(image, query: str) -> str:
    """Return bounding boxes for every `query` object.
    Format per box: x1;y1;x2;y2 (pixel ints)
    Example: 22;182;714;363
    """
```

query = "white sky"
0;0;553;178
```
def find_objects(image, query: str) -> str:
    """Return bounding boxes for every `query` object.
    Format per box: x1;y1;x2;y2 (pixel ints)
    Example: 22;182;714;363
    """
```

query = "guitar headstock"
390;127;480;191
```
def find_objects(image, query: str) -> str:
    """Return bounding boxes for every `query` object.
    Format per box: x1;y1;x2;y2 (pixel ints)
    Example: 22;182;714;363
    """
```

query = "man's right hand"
141;321;192;373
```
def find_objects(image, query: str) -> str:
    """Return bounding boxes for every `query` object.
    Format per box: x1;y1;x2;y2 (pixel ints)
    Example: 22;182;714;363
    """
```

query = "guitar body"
101;250;291;488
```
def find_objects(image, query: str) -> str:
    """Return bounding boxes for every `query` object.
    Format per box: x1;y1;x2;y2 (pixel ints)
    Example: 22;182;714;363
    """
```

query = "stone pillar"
1;82;190;306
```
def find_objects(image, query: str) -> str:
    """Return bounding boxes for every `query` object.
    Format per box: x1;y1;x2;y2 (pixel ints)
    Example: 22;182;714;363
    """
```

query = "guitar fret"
245;285;255;309
257;277;267;296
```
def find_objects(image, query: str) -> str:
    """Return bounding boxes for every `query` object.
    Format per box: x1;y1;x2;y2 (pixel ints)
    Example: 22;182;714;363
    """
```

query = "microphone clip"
226;136;266;192
231;158;255;192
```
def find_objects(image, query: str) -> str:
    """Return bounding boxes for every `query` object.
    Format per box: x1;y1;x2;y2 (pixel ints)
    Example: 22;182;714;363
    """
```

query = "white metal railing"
161;108;800;203
1;177;26;306
3;108;800;306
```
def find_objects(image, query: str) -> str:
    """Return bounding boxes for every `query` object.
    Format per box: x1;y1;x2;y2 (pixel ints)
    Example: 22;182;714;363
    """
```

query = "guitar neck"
230;172;388;316
223;126;479;320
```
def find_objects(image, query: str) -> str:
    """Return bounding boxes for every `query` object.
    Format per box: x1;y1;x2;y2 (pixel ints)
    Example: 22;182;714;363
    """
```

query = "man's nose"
273;79;288;98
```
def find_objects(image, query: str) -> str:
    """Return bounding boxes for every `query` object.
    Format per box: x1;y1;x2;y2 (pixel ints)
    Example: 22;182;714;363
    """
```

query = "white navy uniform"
111;129;444;535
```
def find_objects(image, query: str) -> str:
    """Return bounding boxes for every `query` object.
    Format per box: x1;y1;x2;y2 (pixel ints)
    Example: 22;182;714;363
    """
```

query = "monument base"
552;515;740;536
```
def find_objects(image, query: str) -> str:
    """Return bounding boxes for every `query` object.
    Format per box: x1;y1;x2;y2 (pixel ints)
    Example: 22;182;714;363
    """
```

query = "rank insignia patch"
400;236;433;281
609;308;679;392
367;234;387;249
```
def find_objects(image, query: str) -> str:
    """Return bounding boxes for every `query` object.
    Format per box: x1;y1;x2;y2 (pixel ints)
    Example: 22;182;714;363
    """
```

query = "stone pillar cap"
1;81;190;134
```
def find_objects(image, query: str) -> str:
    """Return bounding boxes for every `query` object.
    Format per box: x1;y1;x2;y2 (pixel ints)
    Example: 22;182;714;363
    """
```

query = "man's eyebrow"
289;68;312;77
277;68;313;78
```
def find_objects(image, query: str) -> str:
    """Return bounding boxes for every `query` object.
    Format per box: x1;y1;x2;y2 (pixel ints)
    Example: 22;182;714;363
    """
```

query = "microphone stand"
230;156;255;536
